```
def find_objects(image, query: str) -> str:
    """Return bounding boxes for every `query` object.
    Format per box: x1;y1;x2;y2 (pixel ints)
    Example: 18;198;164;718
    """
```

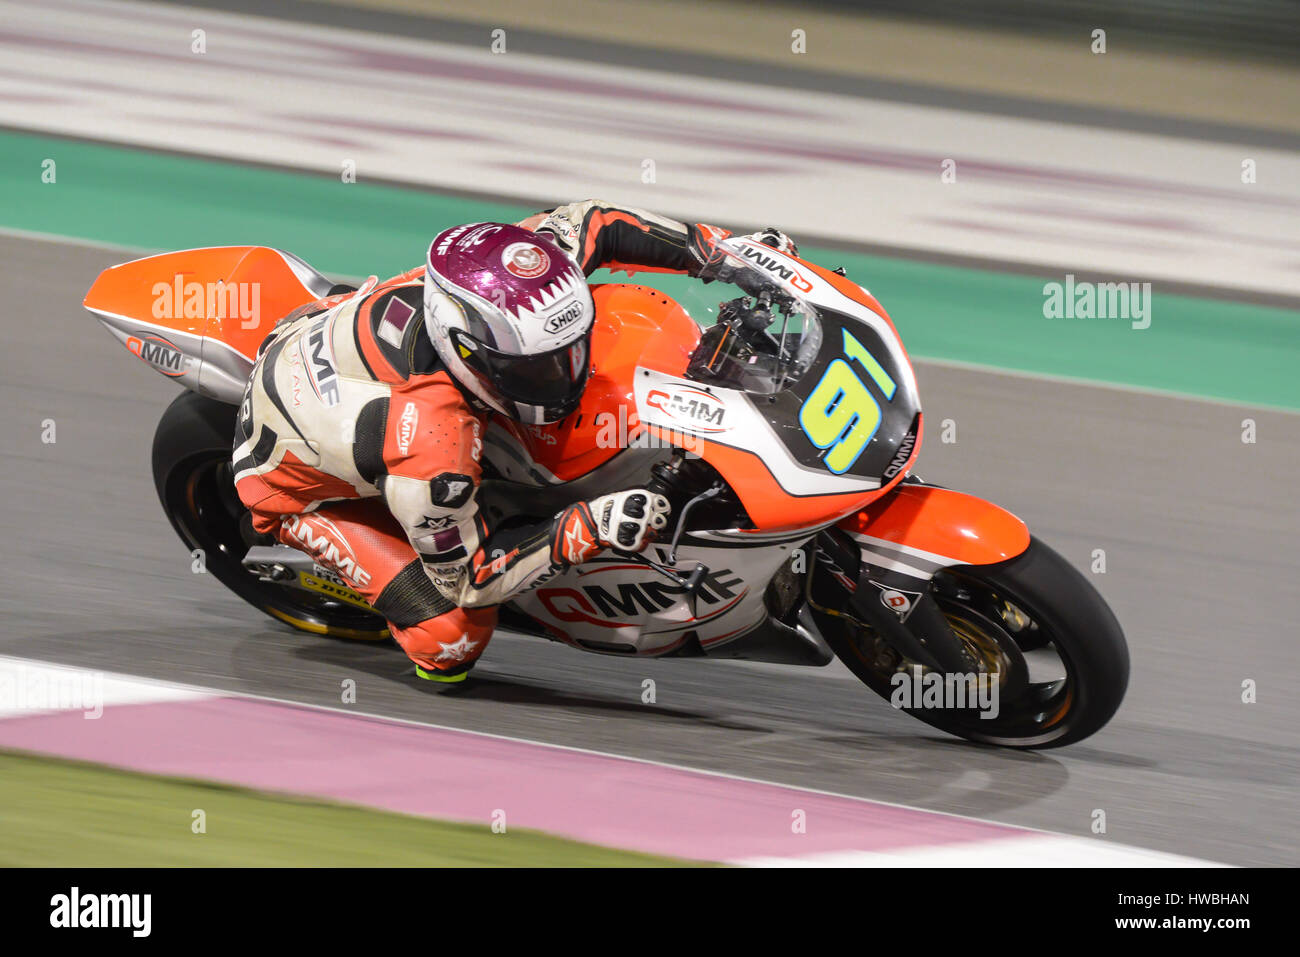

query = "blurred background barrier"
2;0;1297;403
823;0;1300;60
294;0;1300;134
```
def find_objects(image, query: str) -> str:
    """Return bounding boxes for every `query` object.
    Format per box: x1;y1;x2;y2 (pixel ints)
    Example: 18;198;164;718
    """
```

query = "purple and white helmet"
424;223;594;424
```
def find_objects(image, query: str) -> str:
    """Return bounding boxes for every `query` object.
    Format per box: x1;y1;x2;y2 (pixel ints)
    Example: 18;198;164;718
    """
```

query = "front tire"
818;536;1129;748
151;391;390;640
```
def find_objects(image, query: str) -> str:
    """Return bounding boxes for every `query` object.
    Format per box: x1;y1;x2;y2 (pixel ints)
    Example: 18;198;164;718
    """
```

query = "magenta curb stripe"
0;696;1025;861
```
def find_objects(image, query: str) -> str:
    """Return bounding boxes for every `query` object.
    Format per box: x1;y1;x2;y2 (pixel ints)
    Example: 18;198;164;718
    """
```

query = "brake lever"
606;481;724;597
611;550;710;598
680;563;708;596
666;483;724;564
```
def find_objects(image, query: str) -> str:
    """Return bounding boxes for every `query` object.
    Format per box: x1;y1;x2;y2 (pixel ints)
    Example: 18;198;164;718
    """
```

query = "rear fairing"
84;246;336;403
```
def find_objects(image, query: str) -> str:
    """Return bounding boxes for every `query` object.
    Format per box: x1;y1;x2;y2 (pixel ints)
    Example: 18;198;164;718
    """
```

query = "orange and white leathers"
232;200;746;675
232;269;511;674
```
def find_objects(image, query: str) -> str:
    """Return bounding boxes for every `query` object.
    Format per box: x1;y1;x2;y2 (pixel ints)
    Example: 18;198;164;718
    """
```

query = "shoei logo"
396;401;419;456
126;332;188;377
502;242;550;279
543;300;585;334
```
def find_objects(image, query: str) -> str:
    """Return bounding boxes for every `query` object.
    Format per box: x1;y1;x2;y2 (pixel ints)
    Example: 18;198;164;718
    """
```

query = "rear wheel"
817;536;1129;748
151;391;390;640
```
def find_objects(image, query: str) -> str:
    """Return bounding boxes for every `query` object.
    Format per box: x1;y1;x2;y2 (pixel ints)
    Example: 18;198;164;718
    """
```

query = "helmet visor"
450;328;590;420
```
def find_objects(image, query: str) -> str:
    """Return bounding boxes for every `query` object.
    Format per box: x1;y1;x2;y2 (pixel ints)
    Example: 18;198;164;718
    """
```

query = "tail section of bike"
86;247;390;637
83;245;336;403
811;481;1128;747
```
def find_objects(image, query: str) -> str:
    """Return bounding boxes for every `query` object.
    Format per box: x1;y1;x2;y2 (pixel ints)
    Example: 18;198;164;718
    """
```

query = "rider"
232;199;797;683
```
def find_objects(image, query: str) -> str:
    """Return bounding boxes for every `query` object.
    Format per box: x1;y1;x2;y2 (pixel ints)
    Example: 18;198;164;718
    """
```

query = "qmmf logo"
396;400;419;455
298;318;340;407
126;332;188;377
645;386;728;433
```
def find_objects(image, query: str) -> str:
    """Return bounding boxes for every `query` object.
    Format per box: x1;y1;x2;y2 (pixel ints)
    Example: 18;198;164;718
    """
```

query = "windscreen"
683;257;822;395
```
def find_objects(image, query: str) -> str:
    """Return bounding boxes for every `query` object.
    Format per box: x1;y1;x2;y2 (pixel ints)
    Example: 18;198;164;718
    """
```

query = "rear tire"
151;391;390;640
819;536;1129;748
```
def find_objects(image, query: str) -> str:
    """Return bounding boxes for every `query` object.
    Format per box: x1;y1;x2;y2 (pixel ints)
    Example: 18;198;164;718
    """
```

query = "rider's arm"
374;383;555;607
373;380;667;607
518;199;734;278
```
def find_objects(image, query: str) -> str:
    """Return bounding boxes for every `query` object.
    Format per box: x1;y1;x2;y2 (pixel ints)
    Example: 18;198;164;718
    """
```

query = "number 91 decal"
798;328;896;474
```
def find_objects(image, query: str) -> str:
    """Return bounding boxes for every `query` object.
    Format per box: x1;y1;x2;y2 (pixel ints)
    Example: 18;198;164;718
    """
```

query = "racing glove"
552;489;671;566
691;224;799;295
745;227;798;258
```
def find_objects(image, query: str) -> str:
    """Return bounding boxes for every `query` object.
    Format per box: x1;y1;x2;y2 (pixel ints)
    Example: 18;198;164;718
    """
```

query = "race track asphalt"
3;234;1296;865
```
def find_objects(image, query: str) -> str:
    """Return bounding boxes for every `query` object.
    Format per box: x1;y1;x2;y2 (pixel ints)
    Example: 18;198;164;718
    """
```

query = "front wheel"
151;391;390;641
816;536;1129;748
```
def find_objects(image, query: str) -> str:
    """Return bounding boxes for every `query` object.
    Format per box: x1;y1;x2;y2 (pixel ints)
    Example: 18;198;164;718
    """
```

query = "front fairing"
685;308;920;486
635;238;922;528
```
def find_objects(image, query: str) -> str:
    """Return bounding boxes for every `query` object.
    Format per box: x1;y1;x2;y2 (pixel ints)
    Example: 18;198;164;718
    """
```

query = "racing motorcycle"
83;237;1129;748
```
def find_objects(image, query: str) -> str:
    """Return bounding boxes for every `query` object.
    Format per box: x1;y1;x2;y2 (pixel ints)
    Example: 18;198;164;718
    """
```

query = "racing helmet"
423;223;594;424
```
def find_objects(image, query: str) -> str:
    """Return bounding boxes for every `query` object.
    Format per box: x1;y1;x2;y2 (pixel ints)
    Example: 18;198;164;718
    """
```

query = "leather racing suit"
232;200;753;679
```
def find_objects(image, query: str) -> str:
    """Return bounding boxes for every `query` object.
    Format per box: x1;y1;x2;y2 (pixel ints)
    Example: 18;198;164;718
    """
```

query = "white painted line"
734;834;1227;868
0;223;158;255
0;654;216;719
0;654;1232;866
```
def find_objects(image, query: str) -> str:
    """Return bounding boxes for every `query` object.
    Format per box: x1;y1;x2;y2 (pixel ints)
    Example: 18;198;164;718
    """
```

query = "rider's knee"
391;606;497;674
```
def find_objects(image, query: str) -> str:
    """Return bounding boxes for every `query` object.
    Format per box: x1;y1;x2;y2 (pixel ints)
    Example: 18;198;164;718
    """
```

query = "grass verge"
0;749;709;867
